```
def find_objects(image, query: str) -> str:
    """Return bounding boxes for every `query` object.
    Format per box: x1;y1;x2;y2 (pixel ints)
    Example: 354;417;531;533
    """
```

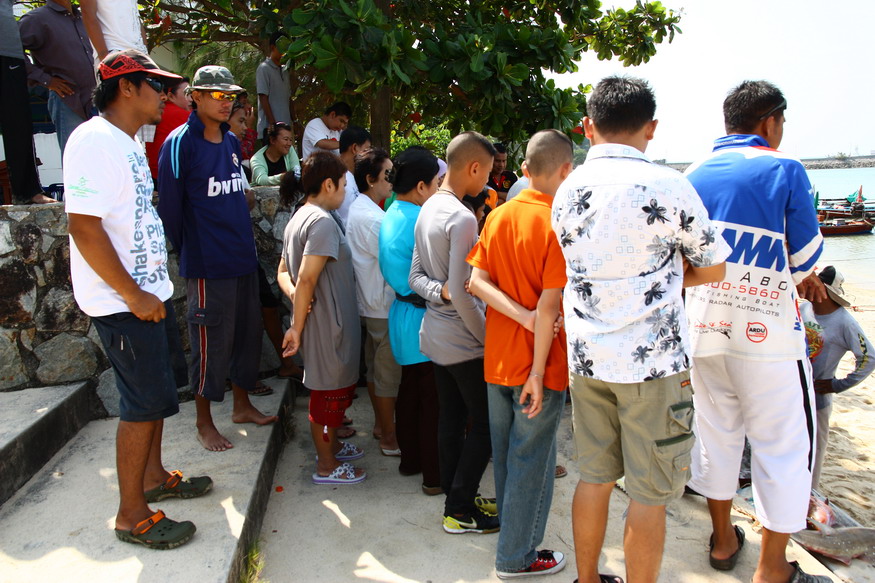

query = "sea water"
807;168;875;291
808;167;875;201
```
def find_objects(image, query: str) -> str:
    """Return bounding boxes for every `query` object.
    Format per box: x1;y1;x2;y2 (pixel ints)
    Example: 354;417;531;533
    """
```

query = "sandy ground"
253;283;874;582
817;282;875;526
257;392;841;582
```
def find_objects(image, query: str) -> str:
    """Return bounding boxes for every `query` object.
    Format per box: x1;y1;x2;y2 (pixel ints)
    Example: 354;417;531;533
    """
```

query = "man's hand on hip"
48;76;75;97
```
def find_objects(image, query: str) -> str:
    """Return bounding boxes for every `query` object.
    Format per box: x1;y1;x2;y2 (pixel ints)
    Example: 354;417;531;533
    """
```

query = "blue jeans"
47;91;89;155
488;383;565;572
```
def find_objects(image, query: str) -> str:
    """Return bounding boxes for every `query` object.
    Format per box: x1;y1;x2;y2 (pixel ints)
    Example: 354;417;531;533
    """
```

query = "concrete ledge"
0;376;292;583
0;382;92;506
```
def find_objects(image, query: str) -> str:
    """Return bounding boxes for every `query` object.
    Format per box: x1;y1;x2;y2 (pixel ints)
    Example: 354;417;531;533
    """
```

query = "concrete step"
0;376;292;583
0;382;93;507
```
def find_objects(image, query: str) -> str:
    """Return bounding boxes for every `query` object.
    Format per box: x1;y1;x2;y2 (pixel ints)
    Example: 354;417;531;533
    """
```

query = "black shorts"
257;263;280;308
187;273;262;401
92;300;181;422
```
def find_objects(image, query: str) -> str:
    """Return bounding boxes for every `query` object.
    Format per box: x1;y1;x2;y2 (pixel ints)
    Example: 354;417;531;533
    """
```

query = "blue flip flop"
312;462;366;485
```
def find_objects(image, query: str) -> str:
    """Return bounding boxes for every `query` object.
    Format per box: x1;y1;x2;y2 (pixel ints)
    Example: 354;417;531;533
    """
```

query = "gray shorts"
570;370;694;506
187;273;262;401
363;316;402;398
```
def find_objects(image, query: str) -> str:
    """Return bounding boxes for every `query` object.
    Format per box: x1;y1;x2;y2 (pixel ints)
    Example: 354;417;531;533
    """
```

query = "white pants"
688;355;816;533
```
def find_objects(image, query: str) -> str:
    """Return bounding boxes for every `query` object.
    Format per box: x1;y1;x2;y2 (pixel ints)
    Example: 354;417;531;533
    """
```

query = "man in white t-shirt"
336;125;371;226
80;0;146;59
80;0;154;143
64;50;211;550
301;101;351;159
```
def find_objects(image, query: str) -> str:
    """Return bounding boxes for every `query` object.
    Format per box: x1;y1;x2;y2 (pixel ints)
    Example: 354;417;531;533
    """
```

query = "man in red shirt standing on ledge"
146;75;191;182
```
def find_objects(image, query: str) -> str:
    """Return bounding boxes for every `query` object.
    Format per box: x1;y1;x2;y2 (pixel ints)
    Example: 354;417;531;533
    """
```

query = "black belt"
395;292;426;308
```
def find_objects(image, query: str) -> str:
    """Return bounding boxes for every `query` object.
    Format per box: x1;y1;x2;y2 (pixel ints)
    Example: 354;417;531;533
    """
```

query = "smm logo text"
723;228;785;271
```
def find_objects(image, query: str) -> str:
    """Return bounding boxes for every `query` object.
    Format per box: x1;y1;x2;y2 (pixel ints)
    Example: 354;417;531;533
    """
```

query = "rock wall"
662;155;875;174
0;187;290;408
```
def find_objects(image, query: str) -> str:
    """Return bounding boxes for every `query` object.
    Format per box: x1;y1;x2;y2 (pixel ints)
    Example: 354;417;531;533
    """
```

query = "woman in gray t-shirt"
277;152;365;485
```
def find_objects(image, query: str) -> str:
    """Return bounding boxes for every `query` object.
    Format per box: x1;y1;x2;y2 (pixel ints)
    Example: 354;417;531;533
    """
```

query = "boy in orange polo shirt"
467;129;573;579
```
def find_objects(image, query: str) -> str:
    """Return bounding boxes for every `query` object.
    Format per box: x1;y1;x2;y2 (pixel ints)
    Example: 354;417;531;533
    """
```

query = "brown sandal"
250;381;274;396
708;525;745;571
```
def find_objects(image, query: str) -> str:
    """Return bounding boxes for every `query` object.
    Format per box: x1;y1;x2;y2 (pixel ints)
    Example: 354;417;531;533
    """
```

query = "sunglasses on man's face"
143;77;163;93
206;91;238;102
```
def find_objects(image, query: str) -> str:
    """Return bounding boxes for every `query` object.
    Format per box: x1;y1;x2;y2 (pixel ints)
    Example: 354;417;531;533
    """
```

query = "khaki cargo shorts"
363;316;402;398
570;370;694;506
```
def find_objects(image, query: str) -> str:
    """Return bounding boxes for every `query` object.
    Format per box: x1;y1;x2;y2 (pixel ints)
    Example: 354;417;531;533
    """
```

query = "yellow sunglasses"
206;91;238;102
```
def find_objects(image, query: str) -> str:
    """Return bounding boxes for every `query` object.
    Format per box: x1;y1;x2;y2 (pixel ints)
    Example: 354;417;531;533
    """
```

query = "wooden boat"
817;206;875;220
819;218;874;236
816;186;874;219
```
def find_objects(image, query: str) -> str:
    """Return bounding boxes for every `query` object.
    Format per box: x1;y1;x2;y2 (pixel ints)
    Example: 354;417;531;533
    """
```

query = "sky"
551;0;874;163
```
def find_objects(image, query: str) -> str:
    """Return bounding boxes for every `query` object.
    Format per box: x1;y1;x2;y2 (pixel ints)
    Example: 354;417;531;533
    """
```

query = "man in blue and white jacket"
684;80;830;583
158;65;277;453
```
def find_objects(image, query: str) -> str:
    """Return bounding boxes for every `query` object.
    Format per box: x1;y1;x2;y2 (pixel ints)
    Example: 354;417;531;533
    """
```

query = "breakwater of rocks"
660;155;875;174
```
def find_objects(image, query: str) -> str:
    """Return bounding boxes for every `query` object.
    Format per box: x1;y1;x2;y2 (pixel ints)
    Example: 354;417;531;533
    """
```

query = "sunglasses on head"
143;77;163;93
206;91;238;102
758;99;787;120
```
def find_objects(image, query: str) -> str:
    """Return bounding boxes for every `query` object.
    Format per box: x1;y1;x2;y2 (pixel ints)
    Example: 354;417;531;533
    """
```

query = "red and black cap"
98;49;182;82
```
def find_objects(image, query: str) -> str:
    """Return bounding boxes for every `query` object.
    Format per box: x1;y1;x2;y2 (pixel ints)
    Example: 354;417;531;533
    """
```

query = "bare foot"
277;360;303;379
197;425;234;451
751;563;796;583
115;508;159;532
232;403;278;425
143;469;173;491
30;193;56;204
337;426;356;439
379;435;399;452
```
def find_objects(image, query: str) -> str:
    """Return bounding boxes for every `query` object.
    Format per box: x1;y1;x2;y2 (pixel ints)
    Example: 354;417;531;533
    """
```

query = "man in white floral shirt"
552;76;729;583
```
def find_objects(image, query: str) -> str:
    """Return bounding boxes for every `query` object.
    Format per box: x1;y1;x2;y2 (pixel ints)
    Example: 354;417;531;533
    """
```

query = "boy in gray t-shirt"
800;266;875;488
409;132;499;534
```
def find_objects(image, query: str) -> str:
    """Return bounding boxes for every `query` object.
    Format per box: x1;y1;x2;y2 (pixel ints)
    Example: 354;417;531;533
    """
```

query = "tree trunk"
369;0;392;150
369;86;392;150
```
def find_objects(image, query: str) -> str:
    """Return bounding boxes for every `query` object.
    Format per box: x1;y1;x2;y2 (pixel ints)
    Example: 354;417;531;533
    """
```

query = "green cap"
189;66;243;93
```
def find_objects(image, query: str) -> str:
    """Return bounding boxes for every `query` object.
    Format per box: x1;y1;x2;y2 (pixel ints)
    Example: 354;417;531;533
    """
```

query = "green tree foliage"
144;0;680;147
390;121;453;159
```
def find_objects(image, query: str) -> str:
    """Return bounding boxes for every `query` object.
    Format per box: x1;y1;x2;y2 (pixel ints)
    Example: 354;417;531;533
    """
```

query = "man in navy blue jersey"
158;65;277;452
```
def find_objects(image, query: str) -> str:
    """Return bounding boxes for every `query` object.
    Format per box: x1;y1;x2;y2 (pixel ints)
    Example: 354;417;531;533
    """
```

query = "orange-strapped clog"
114;510;196;550
144;470;213;503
